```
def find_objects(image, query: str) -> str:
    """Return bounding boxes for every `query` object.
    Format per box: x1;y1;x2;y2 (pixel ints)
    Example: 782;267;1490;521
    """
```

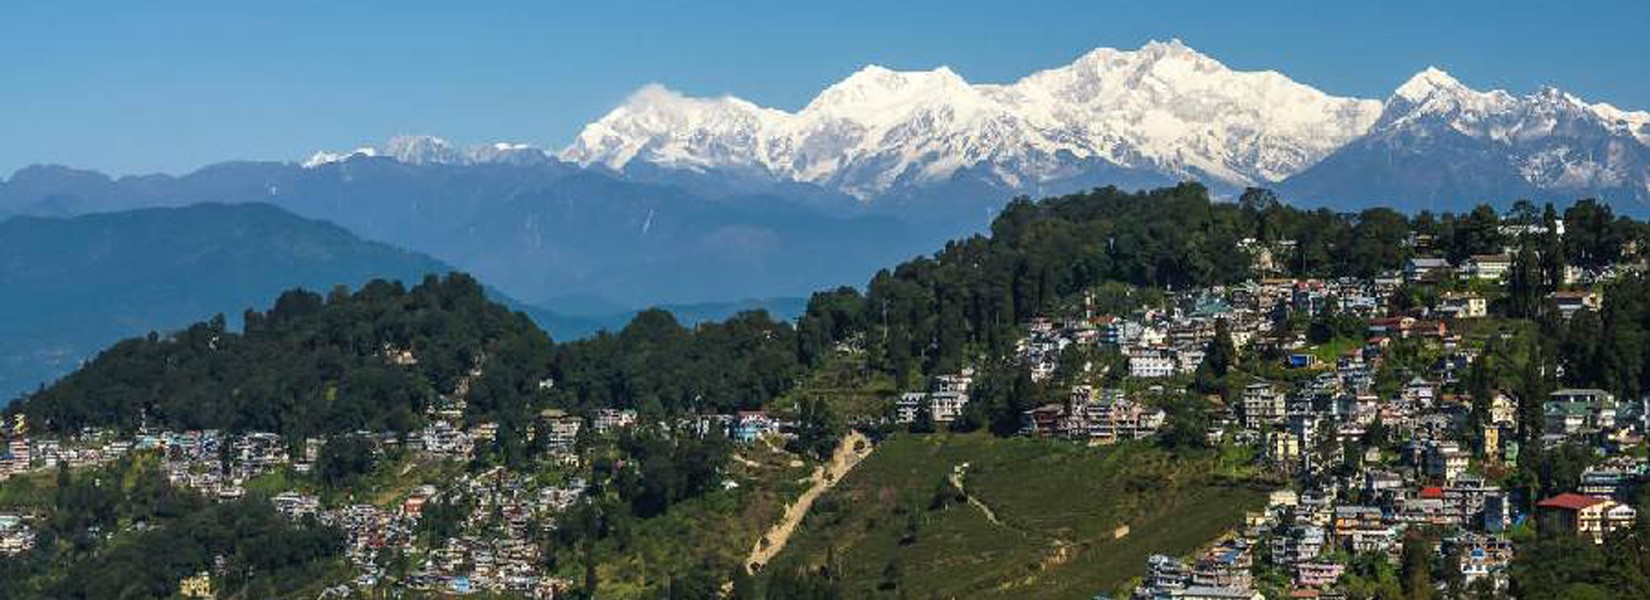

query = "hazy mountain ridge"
0;158;925;310
0;200;816;401
0;202;460;399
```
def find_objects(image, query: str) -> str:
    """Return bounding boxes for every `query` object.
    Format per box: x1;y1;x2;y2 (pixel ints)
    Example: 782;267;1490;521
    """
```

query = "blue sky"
4;0;1648;176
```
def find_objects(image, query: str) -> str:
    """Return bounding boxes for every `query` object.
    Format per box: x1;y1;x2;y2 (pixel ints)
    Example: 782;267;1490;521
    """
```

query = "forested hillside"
14;273;550;438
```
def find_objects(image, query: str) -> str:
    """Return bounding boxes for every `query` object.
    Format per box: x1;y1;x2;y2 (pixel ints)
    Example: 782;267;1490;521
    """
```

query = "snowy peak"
1373;68;1650;144
303;136;554;168
1393;67;1468;103
807;64;971;112
302;147;378;168
1288;66;1650;207
561;40;1385;197
1066;37;1221;77
560;84;786;173
299;42;1650;209
1140;37;1193;55
383;135;462;165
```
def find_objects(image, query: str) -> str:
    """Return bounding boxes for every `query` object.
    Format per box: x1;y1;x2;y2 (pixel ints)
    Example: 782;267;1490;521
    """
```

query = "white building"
1130;349;1178;379
1462;254;1512;281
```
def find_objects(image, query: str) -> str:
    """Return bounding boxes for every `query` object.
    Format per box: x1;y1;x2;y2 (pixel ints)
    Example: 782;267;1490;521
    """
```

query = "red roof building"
1537;493;1607;511
1537;493;1636;544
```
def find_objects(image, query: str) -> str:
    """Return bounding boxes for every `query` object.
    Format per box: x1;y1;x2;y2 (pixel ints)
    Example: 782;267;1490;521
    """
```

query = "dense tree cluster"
602;427;732;519
547;309;803;416
12;273;550;437
316;434;379;487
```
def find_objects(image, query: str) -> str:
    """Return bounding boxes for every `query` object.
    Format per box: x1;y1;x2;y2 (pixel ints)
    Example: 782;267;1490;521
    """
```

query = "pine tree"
1206;318;1237;378
1539;203;1567;288
1401;534;1436;600
1507;240;1543;318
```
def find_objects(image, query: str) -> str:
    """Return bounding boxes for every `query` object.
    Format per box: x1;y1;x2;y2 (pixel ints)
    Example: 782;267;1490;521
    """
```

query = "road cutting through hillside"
745;429;872;573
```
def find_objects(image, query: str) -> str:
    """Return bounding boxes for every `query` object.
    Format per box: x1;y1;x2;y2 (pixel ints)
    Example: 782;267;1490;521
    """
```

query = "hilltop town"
880;209;1649;599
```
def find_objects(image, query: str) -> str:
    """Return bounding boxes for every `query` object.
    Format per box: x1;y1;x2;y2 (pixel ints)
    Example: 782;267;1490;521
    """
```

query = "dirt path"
948;464;1009;529
746;430;872;573
730;451;762;469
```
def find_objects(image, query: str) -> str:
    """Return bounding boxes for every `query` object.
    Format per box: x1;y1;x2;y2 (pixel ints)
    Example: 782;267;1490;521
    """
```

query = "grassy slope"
766;433;1270;599
1309;336;1365;363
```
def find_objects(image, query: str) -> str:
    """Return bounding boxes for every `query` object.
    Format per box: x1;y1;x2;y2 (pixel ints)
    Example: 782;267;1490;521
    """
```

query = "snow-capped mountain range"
1283;67;1650;209
304;136;553;168
309;40;1650;209
561;39;1384;199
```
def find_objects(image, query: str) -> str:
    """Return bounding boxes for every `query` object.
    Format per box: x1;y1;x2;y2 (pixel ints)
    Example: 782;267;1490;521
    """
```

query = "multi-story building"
1129;348;1178;379
1426;440;1470;483
1241;382;1284;429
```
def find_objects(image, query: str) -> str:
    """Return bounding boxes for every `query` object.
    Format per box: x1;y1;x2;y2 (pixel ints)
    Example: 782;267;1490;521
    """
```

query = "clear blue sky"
4;0;1648;176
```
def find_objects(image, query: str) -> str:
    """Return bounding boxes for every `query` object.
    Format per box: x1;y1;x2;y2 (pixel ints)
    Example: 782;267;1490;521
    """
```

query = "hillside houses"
536;409;583;454
1095;246;1650;598
1241;382;1284;430
896;370;975;424
1437;292;1487;319
592;408;638;433
1543;389;1618;444
0;514;35;556
1548;290;1603;318
1082;387;1167;443
1018;385;1166;442
1015;290;1275;385
1405;257;1451;282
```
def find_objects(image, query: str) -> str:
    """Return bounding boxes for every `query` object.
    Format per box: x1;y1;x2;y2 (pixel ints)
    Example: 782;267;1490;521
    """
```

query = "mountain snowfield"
560;40;1384;198
305;40;1650;208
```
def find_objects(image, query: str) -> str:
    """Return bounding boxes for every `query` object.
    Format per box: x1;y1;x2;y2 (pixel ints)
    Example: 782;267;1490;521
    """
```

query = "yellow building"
179;571;213;599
